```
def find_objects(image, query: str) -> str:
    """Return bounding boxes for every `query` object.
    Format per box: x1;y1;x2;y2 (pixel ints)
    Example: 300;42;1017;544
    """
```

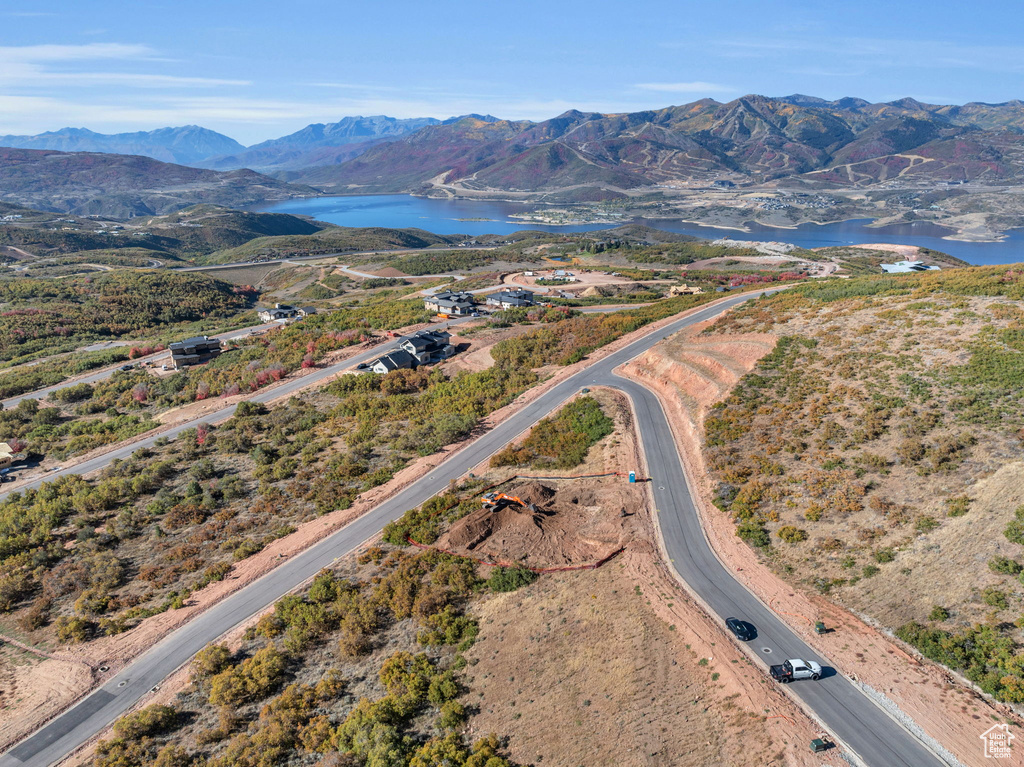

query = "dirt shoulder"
618;320;1011;767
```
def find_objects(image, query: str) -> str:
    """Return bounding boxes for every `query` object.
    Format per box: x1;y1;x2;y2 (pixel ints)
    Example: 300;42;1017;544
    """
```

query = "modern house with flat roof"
169;336;222;369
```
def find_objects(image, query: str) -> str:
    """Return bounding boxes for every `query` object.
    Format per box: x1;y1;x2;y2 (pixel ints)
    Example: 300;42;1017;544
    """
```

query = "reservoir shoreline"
255;195;1024;266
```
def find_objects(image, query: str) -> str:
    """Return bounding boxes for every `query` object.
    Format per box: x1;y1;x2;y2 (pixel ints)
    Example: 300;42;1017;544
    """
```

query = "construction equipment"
481;492;537;512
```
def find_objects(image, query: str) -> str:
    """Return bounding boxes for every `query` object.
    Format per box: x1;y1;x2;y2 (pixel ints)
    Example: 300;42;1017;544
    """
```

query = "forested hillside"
0;271;255;361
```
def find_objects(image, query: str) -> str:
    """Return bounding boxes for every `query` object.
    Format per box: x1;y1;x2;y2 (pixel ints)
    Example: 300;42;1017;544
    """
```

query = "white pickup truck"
770;658;822;683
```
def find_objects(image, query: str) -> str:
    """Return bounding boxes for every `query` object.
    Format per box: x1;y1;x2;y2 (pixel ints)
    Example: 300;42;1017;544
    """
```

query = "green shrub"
873;548;896;564
776;526;808;544
862;564;880;578
487;565;539;593
945;495;971;517
208;646;286;707
982;587;1009;610
989;557;1023;576
928;605;950;621
112;704;179;739
737;520;771;549
1005;506;1024;545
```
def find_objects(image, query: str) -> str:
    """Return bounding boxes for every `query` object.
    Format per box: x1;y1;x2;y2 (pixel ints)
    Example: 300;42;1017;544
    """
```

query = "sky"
2;0;1023;145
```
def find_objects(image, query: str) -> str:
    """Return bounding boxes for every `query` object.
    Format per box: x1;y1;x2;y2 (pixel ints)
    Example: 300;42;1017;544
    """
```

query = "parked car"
121;364;134;371
725;617;756;641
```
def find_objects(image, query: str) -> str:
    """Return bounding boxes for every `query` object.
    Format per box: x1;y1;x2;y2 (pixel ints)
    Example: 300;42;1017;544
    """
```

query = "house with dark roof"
369;349;416;374
169;336;222;369
486;289;535;309
424;290;475;315
258;303;299;322
399;330;454;365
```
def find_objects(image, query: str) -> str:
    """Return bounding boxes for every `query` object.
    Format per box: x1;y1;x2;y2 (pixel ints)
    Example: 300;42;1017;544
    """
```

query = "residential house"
367;331;456;373
169;336;222;370
423;291;475;316
258;303;299;322
297;306;318;317
369;350;416;374
0;442;15;470
399;330;454;365
880;260;941;274
486;289;535;310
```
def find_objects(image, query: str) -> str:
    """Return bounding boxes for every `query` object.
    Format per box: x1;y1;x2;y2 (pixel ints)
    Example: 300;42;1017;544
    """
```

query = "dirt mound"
580;285;605;297
511;482;556;507
436;480;640;567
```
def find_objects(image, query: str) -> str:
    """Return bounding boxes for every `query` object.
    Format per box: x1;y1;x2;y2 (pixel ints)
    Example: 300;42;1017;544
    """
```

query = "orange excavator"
481;492;537;512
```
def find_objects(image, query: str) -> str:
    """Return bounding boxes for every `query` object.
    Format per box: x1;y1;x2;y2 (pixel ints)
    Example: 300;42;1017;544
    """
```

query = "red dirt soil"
437;480;635;568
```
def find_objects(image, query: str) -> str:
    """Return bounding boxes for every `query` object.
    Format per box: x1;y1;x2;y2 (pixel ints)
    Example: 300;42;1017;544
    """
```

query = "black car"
725;617;756;641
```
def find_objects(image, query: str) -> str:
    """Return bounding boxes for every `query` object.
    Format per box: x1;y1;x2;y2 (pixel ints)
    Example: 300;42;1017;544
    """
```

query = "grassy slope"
701;265;1024;701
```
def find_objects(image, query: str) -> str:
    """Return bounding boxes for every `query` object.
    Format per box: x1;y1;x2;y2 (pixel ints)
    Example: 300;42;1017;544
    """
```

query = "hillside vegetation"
205;227;466;264
0;271;255;362
0;204;326;266
700;265;1024;701
92;549;518;767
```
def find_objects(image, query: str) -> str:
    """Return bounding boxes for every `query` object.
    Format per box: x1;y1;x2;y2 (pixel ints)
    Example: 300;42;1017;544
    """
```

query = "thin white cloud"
0;42;247;90
712;36;1024;74
0;42;152;62
634;81;734;93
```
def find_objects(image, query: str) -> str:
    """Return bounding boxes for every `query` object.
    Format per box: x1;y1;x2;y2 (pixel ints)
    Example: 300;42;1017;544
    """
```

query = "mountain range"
4;96;1024;212
291;95;1024;195
0;126;245;166
0;115;501;174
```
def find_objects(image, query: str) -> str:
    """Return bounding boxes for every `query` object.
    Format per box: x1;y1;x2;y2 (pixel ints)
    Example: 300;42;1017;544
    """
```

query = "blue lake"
256;194;1024;266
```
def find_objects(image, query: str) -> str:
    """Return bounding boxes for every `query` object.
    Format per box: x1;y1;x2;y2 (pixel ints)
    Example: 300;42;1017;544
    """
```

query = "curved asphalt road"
1;293;946;767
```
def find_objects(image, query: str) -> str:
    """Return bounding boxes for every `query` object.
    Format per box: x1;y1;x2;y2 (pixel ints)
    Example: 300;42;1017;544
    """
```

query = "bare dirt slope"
466;563;825;767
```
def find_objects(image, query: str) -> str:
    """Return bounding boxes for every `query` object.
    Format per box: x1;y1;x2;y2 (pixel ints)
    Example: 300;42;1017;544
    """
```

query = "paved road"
1;322;282;410
614;375;946;767
0;291;946;767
